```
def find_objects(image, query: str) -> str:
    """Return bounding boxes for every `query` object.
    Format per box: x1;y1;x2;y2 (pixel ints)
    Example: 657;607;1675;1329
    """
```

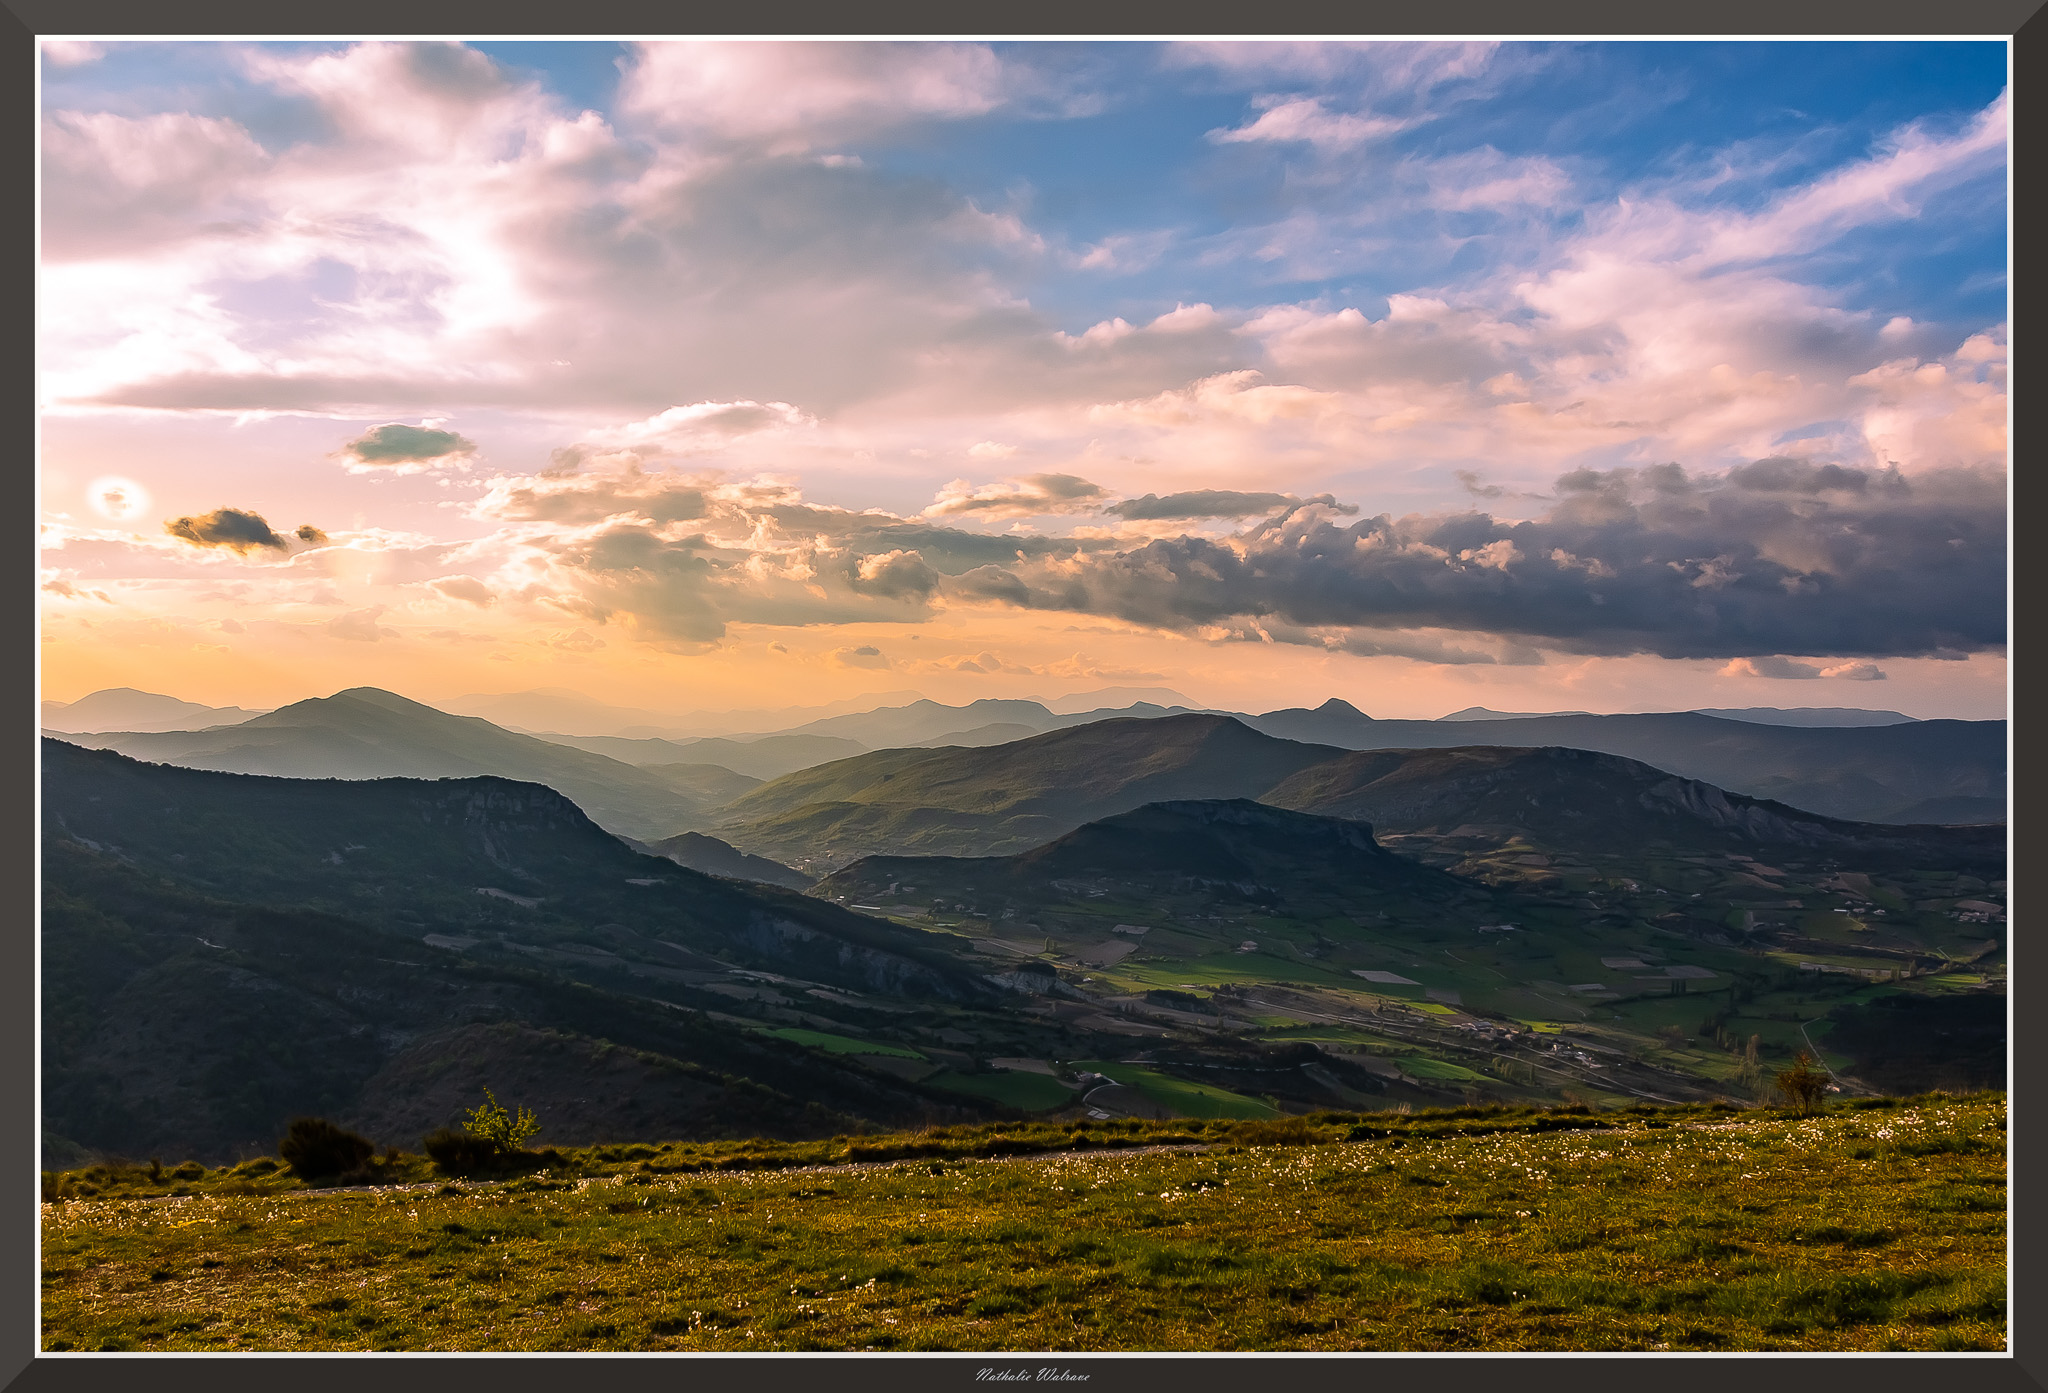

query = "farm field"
40;1095;2004;1353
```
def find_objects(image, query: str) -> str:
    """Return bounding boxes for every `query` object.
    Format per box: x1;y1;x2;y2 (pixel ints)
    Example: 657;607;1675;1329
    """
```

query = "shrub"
423;1128;503;1174
461;1086;541;1153
278;1118;375;1180
1776;1053;1830;1114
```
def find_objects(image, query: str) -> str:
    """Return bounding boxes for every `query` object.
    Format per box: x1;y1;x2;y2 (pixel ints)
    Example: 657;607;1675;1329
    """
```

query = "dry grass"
41;1095;2004;1352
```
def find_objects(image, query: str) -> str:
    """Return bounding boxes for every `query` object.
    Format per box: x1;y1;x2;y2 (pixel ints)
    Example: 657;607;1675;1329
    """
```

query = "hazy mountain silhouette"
42;687;269;733
49;688;735;840
1241;702;2001;824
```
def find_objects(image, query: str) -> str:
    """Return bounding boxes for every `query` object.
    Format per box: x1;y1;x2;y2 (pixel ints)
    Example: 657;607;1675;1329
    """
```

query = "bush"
1776;1053;1830;1114
423;1128;503;1174
462;1086;541;1153
278;1117;375;1180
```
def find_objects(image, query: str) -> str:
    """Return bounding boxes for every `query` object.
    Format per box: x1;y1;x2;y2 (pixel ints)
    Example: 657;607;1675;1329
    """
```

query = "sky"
37;39;2010;721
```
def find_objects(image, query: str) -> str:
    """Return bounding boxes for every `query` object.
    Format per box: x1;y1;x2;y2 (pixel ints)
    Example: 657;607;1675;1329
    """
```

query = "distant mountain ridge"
1690;707;1920;727
49;688;739;840
718;714;1340;872
720;713;2003;874
42;688;269;733
1241;702;2001;824
1261;745;2001;869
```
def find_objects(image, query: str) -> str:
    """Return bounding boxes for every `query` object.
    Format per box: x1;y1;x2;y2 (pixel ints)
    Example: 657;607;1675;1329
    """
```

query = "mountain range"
41;688;269;733
41;689;2009;1163
713;713;2002;875
47;689;747;841
1240;701;2000;824
816;797;1498;925
47;685;1994;827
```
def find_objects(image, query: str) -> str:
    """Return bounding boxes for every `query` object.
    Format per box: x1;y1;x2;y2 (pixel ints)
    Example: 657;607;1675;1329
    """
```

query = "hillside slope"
41;741;1008;1161
817;798;1497;927
1261;745;2004;869
719;715;1341;871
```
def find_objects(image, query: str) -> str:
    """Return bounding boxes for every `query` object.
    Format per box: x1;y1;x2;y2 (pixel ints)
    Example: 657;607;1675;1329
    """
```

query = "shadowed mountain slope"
42;738;993;1003
818;799;1486;916
634;831;813;890
41;740;1007;1161
1261;746;2004;869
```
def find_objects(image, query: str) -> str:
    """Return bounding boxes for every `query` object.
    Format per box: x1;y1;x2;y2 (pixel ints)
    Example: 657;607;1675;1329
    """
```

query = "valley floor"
40;1096;2005;1353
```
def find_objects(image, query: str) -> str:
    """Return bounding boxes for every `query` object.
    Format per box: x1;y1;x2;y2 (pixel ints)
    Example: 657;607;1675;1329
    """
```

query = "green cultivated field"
1075;1062;1281;1120
751;1028;926;1060
926;1070;1076;1111
40;1096;2004;1353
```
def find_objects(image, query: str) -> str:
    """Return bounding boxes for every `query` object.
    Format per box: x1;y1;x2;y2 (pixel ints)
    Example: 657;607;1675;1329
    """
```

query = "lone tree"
1774;1052;1830;1114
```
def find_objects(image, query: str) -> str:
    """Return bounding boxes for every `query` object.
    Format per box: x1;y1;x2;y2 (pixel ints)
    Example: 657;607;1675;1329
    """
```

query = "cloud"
923;472;1108;519
950;462;2004;662
1208;98;1409;152
295;524;330;545
578;400;814;454
451;452;1996;665
164;507;290;553
1106;490;1302;520
335;423;478;473
462;462;1101;647
41;110;272;260
852;549;941;600
617;42;1018;153
326;606;395;641
829;644;891;669
41;41;106;66
429;575;495;607
1103;367;1331;421
40;577;113;603
1720;655;1888;681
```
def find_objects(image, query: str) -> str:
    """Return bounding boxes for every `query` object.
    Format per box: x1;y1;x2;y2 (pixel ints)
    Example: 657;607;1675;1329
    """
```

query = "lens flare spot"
87;476;149;522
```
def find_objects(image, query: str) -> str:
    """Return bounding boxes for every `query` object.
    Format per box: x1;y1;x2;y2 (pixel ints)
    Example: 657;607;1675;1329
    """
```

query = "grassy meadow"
40;1095;2004;1353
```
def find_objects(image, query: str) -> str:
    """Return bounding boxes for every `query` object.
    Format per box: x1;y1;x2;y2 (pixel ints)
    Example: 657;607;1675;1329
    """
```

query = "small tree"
461;1086;540;1154
1774;1052;1829;1114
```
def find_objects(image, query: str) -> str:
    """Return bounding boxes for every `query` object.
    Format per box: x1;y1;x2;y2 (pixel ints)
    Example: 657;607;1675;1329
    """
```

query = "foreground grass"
41;1096;2005;1352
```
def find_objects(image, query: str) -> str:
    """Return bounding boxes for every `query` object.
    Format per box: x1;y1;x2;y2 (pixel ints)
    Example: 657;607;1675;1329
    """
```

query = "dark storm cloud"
164;507;290;553
956;463;2006;660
